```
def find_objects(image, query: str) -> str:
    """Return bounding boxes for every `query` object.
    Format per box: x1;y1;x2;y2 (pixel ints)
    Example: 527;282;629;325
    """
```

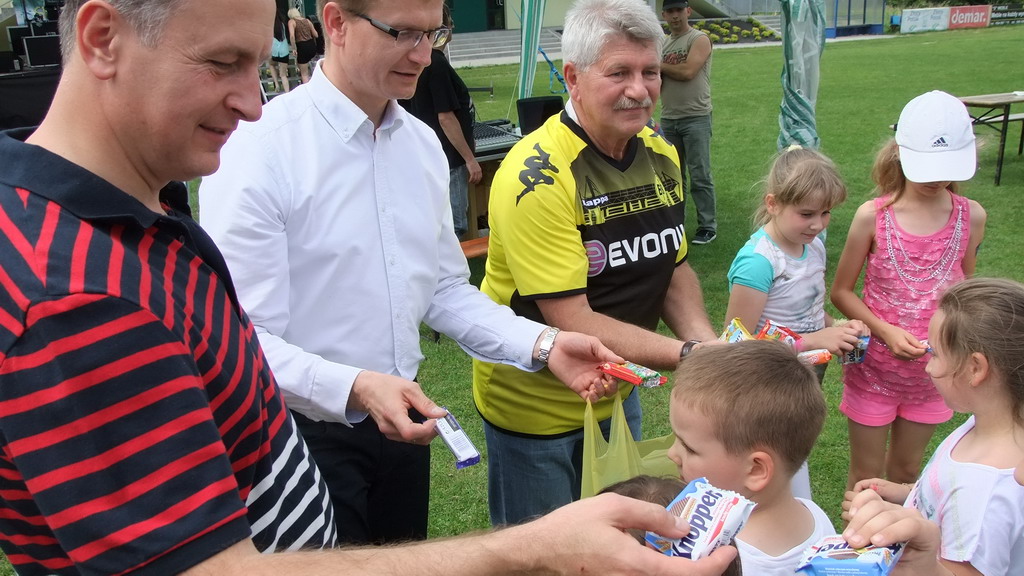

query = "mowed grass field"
3;24;1022;574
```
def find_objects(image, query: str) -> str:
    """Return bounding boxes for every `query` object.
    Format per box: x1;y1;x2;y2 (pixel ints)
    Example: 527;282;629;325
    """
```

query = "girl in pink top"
831;91;987;491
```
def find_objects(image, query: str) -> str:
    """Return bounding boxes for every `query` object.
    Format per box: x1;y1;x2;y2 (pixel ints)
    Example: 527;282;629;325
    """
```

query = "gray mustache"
613;96;653;110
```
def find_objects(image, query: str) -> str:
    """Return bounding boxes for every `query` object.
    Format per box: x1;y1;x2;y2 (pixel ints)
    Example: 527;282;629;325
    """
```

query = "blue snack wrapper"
796;535;904;575
840;335;871;364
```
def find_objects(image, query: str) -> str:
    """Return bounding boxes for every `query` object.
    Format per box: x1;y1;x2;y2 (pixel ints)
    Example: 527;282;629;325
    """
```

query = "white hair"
562;0;664;71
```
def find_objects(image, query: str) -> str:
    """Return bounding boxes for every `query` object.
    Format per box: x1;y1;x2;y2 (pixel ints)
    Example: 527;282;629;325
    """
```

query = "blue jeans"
661;115;717;233
449;164;469;238
483;390;642;526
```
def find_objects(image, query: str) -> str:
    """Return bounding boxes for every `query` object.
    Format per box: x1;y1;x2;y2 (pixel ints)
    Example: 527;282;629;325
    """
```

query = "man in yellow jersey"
474;0;718;526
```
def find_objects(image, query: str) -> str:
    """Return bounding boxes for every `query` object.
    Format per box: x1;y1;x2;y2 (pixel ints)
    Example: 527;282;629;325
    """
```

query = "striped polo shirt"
0;129;335;575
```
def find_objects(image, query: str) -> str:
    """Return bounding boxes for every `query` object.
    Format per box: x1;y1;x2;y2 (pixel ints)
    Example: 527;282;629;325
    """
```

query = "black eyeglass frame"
355;13;452;49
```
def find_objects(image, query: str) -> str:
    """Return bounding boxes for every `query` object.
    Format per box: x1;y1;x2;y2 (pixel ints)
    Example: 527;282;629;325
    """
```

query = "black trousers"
293;410;430;545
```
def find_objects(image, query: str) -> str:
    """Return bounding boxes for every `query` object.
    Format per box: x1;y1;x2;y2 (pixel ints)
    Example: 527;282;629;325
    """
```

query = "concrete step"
449;27;563;68
752;14;782;34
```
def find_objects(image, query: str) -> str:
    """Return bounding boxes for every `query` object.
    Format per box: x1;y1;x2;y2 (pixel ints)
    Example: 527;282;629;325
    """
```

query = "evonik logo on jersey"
584;224;685;276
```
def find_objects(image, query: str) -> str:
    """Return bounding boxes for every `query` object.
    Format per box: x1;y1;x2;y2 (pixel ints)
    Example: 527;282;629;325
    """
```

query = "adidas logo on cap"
931;137;948;148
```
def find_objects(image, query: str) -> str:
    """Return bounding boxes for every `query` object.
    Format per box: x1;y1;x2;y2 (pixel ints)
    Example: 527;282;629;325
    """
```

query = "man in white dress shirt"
198;0;624;545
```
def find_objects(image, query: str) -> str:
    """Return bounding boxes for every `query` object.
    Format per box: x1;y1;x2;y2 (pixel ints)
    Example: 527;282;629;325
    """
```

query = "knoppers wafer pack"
645;477;754;560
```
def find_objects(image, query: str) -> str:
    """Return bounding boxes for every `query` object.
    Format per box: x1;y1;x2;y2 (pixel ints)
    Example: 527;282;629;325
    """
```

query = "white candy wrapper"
436;408;480;469
645;477;755;560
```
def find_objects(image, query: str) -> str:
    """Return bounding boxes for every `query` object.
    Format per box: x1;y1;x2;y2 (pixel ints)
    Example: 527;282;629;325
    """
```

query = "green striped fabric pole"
517;0;547;100
777;0;827;150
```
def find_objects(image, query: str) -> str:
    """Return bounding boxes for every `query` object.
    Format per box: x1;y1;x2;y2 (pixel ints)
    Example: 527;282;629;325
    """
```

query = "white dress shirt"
199;65;544;425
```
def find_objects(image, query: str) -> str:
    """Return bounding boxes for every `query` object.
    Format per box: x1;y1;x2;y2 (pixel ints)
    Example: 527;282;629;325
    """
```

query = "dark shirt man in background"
400;5;481;238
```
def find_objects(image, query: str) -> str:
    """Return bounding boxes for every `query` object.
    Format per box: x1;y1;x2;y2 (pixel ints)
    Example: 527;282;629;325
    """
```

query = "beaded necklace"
882;200;964;296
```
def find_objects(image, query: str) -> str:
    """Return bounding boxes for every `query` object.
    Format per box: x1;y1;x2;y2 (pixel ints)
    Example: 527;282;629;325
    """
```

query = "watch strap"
680;339;701;360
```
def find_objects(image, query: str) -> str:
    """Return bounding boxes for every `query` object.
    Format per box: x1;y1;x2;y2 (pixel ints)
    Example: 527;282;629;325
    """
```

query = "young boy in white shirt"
668;339;835;575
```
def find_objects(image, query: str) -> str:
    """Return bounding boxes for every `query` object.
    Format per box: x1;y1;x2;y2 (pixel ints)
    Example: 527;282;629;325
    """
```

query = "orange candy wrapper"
599;362;668;388
723;318;832;365
797;349;833;365
755;319;804;350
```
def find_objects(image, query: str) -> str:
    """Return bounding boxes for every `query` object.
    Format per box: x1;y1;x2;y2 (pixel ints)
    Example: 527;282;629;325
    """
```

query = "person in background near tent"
660;0;717;246
288;7;318;84
400;4;480;239
268;12;291;93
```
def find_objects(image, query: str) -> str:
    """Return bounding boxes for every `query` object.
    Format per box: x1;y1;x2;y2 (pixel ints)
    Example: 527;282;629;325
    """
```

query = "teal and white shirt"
727;227;826;334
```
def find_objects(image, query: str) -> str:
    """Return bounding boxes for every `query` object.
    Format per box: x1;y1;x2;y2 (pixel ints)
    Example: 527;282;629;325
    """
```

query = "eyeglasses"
356;14;452;50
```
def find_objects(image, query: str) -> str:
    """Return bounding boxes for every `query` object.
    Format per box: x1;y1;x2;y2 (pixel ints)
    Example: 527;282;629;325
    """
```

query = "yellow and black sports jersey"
473;112;687;436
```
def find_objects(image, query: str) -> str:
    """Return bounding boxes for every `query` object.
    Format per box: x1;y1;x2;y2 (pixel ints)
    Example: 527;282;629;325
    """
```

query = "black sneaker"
691;229;717;245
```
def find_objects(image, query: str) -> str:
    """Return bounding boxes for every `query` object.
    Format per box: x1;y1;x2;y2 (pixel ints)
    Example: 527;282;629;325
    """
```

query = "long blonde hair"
753;146;847;229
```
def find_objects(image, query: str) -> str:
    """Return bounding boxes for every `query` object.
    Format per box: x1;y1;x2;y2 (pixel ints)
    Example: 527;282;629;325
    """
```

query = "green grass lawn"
3;24;1022;574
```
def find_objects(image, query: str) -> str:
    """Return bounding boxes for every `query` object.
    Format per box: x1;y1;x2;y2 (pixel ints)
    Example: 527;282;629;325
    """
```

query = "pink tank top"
843;192;971;402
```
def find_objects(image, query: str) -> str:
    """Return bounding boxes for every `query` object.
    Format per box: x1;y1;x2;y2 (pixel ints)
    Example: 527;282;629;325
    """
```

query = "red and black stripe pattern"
0;130;335;575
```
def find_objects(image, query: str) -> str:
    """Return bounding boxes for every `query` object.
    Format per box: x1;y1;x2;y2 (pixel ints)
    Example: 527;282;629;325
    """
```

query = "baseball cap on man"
895;90;976;183
663;0;690;9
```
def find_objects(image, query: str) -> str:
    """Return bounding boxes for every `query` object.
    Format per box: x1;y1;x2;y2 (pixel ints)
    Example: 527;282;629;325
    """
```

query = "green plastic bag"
580;394;680;498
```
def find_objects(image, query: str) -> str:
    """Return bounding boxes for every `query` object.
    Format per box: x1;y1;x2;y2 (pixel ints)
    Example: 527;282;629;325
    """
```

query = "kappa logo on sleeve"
516;143;559;205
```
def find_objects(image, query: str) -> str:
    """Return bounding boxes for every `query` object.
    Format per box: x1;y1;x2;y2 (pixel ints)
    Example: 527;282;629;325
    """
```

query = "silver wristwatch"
537;327;560;364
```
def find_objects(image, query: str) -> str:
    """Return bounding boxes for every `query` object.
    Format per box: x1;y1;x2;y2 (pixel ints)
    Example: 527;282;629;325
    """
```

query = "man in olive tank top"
660;0;717;245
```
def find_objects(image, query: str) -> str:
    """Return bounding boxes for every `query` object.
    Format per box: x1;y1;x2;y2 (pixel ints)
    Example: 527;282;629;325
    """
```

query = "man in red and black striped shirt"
0;0;738;573
0;0;341;572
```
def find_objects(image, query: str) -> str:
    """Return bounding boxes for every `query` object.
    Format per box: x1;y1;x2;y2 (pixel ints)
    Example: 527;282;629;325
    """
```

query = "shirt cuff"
505;317;549;372
288;361;367;426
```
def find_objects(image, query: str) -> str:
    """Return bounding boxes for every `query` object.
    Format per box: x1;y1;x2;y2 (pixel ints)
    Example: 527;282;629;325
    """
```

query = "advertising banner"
991;3;1024;25
949;5;992;28
901;7;950;32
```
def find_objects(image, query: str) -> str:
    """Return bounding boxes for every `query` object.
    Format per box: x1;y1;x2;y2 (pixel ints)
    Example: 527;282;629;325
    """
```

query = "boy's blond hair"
671;340;826;475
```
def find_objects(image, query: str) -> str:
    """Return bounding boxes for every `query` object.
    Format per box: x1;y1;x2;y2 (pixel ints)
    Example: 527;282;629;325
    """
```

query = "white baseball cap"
895;90;976;183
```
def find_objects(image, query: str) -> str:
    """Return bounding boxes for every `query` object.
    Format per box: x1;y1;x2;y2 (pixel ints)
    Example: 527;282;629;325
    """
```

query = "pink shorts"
840;385;953;427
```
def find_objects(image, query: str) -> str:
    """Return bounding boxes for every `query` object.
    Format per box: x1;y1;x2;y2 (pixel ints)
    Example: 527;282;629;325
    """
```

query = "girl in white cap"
830;90;987;494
